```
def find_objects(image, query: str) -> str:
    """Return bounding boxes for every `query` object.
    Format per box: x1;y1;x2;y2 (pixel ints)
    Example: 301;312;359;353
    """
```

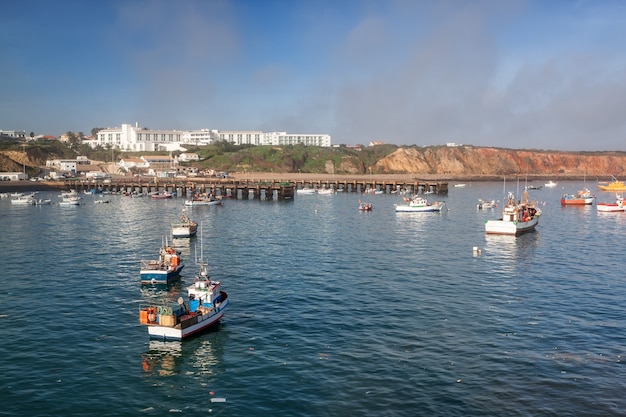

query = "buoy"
473;246;482;255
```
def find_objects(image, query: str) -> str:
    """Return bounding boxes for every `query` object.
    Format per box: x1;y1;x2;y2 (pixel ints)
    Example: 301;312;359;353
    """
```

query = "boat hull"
597;203;624;212
184;200;223;206
485;216;539;236
171;224;198;238
395;203;446;212
560;197;594;205
140;264;184;284
147;298;229;341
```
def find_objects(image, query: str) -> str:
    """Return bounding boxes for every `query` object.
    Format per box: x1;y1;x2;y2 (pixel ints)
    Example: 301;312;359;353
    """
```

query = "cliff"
372;147;626;179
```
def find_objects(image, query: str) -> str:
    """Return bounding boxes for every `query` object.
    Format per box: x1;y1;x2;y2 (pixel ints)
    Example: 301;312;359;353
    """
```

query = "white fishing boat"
544;180;558;188
477;199;496;209
395;195;446;212
184;193;223;206
296;187;316;195
171;210;198;238
317;187;335;195
59;195;81;205
485;190;541;236
10;193;35;205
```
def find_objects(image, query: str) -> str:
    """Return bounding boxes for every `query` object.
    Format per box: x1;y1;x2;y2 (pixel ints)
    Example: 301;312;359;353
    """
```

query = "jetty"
63;177;448;200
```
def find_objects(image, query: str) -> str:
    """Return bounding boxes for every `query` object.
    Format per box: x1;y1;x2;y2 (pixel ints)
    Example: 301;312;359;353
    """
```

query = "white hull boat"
485;190;541;236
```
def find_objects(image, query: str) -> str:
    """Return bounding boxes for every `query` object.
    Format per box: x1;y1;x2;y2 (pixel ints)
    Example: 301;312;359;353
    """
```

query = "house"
178;153;200;162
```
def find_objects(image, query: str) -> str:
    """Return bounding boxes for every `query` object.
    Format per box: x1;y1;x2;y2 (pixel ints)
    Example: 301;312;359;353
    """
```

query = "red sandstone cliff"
373;147;626;179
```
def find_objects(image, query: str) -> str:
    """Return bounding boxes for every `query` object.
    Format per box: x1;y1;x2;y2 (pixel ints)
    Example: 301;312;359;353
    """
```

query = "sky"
2;0;626;151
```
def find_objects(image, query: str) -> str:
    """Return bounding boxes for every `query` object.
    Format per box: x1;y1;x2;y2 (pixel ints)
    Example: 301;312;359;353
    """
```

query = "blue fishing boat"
140;239;184;284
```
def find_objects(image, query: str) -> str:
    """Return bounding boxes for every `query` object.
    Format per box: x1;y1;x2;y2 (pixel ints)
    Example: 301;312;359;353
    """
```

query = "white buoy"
473;246;482;255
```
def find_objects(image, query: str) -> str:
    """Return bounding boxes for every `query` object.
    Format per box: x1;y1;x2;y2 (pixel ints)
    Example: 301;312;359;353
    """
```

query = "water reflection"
141;340;183;376
141;335;224;377
483;233;539;275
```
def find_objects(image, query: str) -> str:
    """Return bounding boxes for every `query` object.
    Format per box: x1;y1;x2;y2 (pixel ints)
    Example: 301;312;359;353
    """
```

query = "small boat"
34;198;52;205
598;176;626;192
10;193;35;205
151;191;173;199
525;185;542;190
296;187;316;195
395;195;446;212
597;194;624;212
544;180;558;188
358;201;372;211
477;199;497;210
485;190;541;236
597;201;624;212
59;195;81;205
560;188;594;206
454;183;467;188
171;210;198;238
184;194;223;206
139;227;228;341
317;187;335;195
140;239;184;285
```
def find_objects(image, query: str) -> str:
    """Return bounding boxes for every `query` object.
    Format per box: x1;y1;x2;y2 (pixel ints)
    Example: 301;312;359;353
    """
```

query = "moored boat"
358;200;372;211
171;210;198;238
477;199;497;209
597;201;624;212
140;240;184;284
544;180;558;188
485;190;541;236
151;191;173;199
296;187;316;195
598;176;626;192
560;188;594;206
317;187;335;195
10;193;35;205
395;195;446;212
184;193;223;206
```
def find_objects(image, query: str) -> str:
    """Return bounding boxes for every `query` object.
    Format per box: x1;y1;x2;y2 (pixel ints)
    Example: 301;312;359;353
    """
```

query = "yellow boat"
598;176;626;192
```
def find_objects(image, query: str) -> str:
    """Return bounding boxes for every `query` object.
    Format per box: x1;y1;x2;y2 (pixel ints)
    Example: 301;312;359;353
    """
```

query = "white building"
93;123;331;151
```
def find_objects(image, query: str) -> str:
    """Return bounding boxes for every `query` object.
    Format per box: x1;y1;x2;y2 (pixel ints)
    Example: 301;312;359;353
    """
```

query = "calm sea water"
1;181;625;416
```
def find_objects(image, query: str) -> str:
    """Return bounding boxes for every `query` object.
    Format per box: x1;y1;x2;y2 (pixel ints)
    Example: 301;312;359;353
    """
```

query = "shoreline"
0;173;605;194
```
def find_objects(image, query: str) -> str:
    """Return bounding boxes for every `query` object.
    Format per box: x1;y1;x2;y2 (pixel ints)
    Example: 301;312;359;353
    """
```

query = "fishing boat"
596;201;624;212
139;228;228;340
560;188;594;206
140;239;184;284
597;194;624;212
171;210;198;238
296;187;316;195
598;176;626;192
151;191;173;199
358;201;372;211
477;199;496;209
10;193;35;205
184;193;223;206
317;187;335;195
59;195;81;205
34;198;52;205
485;190;541;236
544;180;558;188
395;195;446;212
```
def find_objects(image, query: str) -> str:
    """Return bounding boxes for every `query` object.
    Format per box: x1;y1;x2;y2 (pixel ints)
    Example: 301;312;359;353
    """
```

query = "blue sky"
2;0;626;151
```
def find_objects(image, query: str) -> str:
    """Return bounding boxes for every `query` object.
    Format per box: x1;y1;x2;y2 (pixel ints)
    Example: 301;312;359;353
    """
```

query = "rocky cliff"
373;146;626;179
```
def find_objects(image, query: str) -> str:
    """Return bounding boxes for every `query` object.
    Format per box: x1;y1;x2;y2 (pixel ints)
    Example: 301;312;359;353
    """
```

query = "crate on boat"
159;314;176;327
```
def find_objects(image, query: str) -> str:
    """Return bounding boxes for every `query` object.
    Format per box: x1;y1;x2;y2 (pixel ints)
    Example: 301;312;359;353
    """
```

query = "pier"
65;177;448;200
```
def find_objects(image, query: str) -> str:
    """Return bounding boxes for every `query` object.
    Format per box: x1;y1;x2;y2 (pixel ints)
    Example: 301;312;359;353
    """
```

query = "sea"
1;181;625;417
